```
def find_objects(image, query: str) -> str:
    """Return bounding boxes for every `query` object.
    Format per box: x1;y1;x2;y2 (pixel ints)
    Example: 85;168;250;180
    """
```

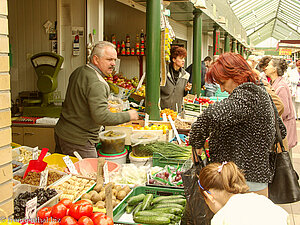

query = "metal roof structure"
229;0;300;46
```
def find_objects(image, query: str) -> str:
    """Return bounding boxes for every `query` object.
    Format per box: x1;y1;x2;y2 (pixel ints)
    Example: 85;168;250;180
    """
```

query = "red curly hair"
170;46;187;60
206;53;258;85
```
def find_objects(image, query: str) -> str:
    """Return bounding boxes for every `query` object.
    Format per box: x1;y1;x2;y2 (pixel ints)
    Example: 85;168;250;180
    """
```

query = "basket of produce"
13;184;61;220
113;186;185;224
12;146;51;165
108;82;135;100
44;153;79;172
99;130;126;154
131;133;158;157
147;165;184;189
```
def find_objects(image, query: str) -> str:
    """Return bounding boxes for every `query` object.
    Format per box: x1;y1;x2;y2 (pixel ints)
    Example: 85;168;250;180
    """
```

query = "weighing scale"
22;52;64;118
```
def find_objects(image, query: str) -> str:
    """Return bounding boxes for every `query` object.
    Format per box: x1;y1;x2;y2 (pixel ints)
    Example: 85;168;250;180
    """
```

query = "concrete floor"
277;121;300;224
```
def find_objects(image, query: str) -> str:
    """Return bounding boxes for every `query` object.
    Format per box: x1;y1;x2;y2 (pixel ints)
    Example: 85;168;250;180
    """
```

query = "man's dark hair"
204;56;212;62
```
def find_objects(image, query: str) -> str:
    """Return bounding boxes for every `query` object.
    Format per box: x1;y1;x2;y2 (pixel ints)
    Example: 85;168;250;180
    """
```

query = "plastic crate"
152;152;187;168
12;160;23;172
113;186;184;224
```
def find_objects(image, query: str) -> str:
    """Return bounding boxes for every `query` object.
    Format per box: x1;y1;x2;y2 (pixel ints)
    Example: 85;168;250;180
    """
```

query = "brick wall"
0;0;13;217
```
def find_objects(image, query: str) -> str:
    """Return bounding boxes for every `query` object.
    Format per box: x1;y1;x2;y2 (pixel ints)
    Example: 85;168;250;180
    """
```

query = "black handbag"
268;108;300;204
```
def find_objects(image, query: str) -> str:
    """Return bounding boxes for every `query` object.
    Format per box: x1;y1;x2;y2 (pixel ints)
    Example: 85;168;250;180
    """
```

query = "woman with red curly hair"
160;46;192;112
189;52;287;197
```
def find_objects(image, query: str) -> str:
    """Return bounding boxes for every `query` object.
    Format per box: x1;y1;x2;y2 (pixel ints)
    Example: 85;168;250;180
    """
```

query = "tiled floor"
277;121;300;224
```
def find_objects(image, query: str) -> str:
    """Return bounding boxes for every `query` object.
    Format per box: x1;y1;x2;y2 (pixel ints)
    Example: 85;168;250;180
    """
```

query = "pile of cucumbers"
126;193;186;224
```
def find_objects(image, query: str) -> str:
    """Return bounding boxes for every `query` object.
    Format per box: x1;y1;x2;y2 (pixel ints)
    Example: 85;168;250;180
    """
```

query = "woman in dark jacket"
160;46;192;112
189;52;286;197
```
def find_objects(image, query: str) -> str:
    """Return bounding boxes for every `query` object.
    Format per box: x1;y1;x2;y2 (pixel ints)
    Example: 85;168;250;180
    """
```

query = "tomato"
93;215;113;225
61;216;78;225
90;212;105;222
59;199;73;208
37;207;52;220
78;216;93;225
43;221;60;225
75;200;93;205
66;208;70;216
69;201;93;220
51;203;68;219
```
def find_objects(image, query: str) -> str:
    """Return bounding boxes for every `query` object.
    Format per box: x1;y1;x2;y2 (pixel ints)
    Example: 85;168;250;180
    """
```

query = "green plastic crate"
113;186;184;224
152;152;187;167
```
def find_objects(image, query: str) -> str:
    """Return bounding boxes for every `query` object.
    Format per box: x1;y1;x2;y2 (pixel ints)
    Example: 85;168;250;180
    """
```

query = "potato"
112;195;117;201
92;193;102;203
116;199;121;204
122;186;131;194
115;185;122;191
89;190;98;198
99;191;106;201
94;183;103;193
95;201;105;209
117;190;127;200
112;189;118;196
105;182;115;188
81;193;91;200
101;187;105;192
112;200;118;208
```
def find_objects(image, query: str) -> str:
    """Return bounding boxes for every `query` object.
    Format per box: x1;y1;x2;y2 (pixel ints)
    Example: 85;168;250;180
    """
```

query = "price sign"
168;115;182;145
32;147;39;160
63;155;78;174
162;113;167;122
103;162;109;184
25;197;37;219
39;169;48;187
145;113;149;127
139;99;144;108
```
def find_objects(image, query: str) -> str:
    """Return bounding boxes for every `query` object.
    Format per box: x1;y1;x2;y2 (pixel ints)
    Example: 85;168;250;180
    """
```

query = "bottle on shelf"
111;34;116;45
125;34;130;48
135;34;140;49
136;48;140;55
131;48;135;55
126;47;131;56
140;48;145;56
140;29;145;44
121;40;125;48
116;41;121;55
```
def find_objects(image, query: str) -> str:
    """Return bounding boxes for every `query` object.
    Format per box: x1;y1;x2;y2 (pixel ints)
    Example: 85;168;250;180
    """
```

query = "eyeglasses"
197;180;211;194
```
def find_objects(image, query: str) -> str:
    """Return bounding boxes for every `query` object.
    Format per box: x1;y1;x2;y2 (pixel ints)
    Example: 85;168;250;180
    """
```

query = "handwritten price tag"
103;162;109;184
162;113;167;122
145;113;149;127
25;197;37;219
63;155;78;174
168;115;182;145
32;147;39;160
39;169;48;187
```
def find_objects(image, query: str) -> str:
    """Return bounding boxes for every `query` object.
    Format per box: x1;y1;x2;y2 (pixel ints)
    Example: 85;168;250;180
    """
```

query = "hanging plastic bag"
181;148;212;225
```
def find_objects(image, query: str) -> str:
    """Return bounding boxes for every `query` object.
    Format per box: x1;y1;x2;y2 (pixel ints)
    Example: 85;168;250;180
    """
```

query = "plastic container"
44;153;79;172
130;133;158;157
12;146;51;165
12;160;23;172
108;97;123;113
113;186;184;224
13;184;62;218
73;158;120;174
98;149;128;165
13;180;21;191
13;166;70;187
129;152;152;167
99;130;126;154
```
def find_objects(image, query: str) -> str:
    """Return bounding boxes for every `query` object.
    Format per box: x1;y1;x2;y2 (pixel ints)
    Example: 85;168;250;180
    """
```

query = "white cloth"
211;193;290;225
287;68;300;100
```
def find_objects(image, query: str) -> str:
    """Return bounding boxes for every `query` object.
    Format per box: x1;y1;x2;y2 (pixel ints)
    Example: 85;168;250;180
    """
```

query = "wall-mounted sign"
279;49;292;55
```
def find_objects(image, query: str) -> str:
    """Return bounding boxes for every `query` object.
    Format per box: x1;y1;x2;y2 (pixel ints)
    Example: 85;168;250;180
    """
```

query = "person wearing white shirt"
198;161;290;225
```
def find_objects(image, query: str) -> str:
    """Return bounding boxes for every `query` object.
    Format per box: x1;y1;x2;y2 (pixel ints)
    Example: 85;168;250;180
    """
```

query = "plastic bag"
181;149;212;225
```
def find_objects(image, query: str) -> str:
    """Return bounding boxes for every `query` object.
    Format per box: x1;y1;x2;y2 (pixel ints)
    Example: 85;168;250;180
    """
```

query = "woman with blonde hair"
198;161;289;225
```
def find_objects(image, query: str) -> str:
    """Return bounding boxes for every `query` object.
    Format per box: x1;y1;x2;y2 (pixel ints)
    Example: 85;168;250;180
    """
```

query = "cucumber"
126;204;134;214
141;194;153;211
172;215;181;222
151;195;184;205
151;207;182;215
153;203;184;210
133;216;170;225
158;198;186;206
127;194;145;206
132;202;143;217
135;211;175;219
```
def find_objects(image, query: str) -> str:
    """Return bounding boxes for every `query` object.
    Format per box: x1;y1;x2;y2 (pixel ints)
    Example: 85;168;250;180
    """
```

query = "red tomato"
90;212;105;222
51;203;68;219
61;216;78;225
59;198;73;208
37;207;52;220
78;216;94;225
66;208;70;216
43;222;60;225
69;201;93;220
75;200;93;205
93;215;113;225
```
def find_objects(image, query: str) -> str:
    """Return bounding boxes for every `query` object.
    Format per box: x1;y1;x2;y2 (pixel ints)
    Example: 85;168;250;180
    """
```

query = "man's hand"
185;82;192;91
128;110;139;121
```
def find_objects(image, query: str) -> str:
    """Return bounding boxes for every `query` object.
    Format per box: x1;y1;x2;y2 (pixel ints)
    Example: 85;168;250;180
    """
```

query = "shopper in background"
186;56;212;86
205;55;219;97
55;41;139;158
198;162;290;225
190;52;287;197
287;60;300;119
257;56;272;82
160;46;192;112
265;58;297;157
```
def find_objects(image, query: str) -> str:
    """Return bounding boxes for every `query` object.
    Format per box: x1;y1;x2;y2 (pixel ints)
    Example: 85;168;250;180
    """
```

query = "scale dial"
32;56;58;68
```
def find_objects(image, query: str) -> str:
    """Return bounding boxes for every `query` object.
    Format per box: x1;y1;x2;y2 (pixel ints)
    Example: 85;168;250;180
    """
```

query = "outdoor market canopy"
229;0;300;46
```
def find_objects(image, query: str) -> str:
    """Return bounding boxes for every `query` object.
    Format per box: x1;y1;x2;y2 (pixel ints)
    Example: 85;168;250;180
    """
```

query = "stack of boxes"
0;0;13;217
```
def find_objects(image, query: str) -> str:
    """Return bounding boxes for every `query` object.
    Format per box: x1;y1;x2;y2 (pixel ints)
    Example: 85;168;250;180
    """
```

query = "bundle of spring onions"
132;141;192;159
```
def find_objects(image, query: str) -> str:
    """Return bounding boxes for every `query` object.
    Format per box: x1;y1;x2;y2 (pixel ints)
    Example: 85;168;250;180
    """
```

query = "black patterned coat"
189;82;287;183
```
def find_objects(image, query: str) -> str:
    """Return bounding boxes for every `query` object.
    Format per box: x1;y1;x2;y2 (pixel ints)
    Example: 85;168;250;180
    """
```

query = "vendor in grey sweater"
160;46;192;112
55;41;139;158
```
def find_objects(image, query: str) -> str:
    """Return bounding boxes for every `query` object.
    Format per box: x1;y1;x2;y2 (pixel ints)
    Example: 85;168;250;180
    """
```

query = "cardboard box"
0;147;11;165
0;163;12;184
0;181;13;202
0;198;14;217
